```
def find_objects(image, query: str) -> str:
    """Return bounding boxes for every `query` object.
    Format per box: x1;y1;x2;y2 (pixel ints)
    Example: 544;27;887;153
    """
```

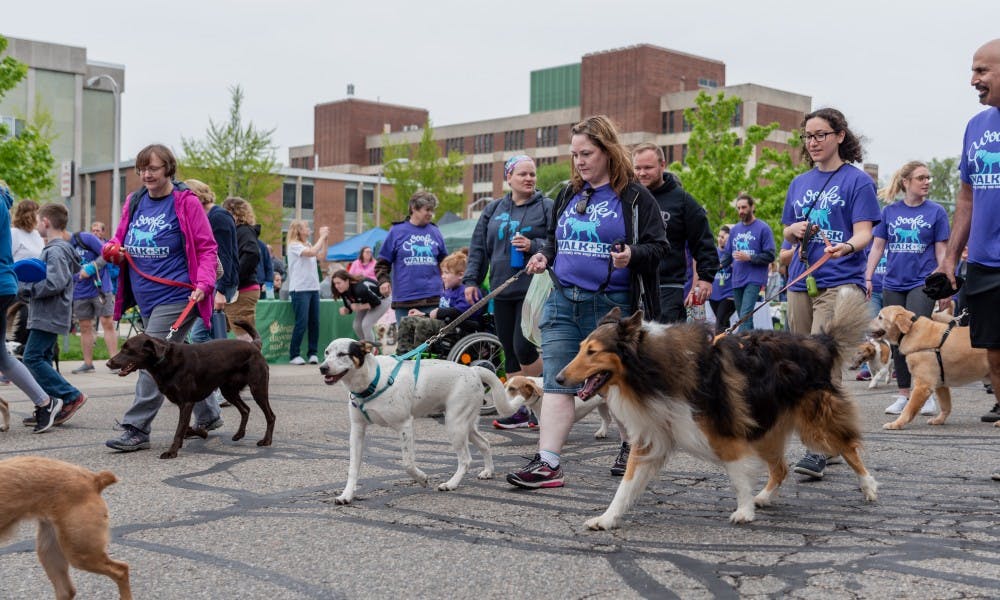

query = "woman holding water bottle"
463;155;553;389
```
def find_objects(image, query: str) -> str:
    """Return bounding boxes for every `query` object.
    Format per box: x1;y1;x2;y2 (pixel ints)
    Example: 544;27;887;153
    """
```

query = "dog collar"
353;364;381;400
349;351;424;423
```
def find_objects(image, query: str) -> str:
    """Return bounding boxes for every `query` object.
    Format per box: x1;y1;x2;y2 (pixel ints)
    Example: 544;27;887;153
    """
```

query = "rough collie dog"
557;289;878;530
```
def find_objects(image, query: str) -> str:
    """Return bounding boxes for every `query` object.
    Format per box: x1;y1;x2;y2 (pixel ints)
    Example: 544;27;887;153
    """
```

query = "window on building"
0;115;25;139
344;186;358;235
503;130;524;151
682;111;694;133
89;180;96;222
731;102;743;128
697;77;718;89
474;133;494;154
301;181;314;223
473;163;493;183
536;125;558;147
445;137;464;155
681;144;688;162
369;147;383;166
667;145;674;164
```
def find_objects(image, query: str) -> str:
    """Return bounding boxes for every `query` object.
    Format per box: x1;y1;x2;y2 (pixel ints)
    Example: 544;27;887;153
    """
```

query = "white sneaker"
289;356;306;365
308;355;319;364
885;395;909;414
920;394;939;415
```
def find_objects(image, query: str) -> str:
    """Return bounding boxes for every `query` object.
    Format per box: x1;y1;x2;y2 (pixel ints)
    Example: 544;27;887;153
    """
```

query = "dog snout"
319;363;329;375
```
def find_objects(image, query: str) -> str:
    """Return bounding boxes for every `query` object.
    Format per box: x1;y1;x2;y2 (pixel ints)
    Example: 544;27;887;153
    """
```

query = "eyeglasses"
798;131;837;143
575;188;594;215
910;175;933;182
136;164;165;175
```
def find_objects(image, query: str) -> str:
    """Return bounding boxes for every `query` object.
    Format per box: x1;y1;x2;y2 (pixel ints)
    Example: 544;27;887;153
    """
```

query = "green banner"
256;299;357;363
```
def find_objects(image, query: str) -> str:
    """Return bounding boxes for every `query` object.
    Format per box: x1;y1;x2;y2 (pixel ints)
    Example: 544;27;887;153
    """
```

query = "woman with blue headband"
463;155;553;429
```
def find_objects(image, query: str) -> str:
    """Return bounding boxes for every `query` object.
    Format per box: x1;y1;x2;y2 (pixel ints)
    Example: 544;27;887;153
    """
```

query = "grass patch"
55;333;123;361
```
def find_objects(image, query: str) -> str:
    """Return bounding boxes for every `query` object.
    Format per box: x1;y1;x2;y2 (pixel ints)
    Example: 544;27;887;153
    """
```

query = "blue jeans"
732;284;762;332
540;286;630;394
290;290;320;359
23;330;80;402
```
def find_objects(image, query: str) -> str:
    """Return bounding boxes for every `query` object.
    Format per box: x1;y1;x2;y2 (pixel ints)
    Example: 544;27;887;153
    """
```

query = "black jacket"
542;182;669;320
647;173;718;286
340;278;382;313
234;223;261;288
207;205;240;293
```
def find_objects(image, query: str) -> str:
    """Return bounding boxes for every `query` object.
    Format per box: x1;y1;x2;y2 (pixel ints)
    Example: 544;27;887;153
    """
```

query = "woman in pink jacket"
104;143;221;453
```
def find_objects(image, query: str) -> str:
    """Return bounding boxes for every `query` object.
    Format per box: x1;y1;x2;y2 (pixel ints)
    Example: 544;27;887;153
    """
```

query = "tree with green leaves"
179;85;280;238
668;91;808;239
0;35;56;199
381;121;464;223
536;161;571;198
927;156;960;212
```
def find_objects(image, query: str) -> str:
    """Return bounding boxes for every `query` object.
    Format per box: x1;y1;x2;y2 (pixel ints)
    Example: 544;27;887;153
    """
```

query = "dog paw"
994;421;1000;428
256;438;272;446
753;490;775;507
437;482;457;492
0;425;8;433
593;428;608;439
585;515;620;531
159;451;178;460
729;507;756;524
334;495;353;505
882;421;904;430
860;476;879;501
927;416;946;426
232;431;245;441
477;468;493;480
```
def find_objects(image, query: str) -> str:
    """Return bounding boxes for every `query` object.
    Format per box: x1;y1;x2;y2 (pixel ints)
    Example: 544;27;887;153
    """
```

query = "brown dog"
0;456;131;599
106;320;274;459
848;338;893;389
872;305;990;430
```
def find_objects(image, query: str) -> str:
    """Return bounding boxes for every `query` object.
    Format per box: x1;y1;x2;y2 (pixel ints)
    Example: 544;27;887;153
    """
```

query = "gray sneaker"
71;363;95;374
105;424;150;452
186;417;224;438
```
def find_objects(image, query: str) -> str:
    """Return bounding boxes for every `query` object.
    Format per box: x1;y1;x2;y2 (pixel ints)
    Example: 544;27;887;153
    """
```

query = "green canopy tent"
437;219;478;253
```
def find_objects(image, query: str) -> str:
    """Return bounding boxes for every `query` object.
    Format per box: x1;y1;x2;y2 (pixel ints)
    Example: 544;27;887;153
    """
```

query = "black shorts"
965;263;1000;349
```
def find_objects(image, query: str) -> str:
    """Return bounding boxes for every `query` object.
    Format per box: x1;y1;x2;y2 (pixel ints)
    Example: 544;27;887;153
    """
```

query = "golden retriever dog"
0;456;131;599
503;375;614;438
871;305;990;430
849;338;894;389
557;289;877;530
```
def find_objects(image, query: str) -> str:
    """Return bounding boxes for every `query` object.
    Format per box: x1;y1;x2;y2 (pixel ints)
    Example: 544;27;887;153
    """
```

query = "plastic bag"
520;273;553;348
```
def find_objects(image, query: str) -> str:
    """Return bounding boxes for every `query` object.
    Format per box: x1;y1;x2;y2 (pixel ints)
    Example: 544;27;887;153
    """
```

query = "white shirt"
10;228;44;261
286;241;320;292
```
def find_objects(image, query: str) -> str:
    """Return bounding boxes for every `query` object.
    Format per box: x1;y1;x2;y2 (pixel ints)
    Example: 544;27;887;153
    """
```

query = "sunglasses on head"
575;188;594;215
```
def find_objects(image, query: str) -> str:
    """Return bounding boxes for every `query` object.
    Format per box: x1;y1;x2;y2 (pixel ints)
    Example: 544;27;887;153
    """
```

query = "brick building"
296;43;812;218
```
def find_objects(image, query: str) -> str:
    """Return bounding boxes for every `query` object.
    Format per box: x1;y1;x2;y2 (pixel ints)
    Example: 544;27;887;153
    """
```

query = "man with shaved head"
935;39;1000;480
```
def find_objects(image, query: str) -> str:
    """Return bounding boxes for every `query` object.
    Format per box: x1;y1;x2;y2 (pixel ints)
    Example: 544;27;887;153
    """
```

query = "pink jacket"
109;187;219;327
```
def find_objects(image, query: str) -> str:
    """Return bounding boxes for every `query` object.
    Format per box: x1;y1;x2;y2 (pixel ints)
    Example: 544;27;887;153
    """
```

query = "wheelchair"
399;313;507;415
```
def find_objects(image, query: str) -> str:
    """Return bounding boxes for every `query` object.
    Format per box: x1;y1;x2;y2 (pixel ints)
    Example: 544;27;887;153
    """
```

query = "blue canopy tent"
325;228;388;261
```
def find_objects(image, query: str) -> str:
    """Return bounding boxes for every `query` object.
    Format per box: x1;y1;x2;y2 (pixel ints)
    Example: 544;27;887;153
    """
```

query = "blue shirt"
553;184;629;293
959;107;1000;268
724;219;775;289
873;200;949;291
782;164;880;291
125;191;191;316
378;220;447;302
71;232;113;300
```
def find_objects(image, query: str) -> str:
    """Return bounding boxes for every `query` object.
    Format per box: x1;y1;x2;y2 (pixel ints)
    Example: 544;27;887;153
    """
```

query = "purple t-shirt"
959;107;1000;268
553;184;628;293
709;248;732;301
439;284;486;320
71;231;112;300
869;247;887;293
782;164;880;291
125;191;191;315
724;219;775;289
378;220;446;302
873;200;950;291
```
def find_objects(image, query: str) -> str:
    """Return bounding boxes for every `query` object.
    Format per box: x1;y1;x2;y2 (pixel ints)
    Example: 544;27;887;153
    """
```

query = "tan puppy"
849;338;893;389
0;456;132;599
504;375;615;438
872;305;991;430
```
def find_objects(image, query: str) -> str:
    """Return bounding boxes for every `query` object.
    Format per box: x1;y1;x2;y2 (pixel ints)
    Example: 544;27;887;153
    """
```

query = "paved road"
1;359;999;599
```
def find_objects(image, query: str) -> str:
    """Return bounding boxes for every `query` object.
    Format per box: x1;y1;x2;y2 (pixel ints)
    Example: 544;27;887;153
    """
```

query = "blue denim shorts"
540;286;631;394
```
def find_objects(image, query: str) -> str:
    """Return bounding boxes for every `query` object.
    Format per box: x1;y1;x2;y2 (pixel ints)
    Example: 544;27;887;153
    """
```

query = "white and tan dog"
849;337;893;389
320;338;516;504
503;375;615;438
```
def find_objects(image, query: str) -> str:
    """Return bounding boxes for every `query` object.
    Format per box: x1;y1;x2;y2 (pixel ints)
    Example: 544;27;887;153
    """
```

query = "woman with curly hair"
222;197;261;342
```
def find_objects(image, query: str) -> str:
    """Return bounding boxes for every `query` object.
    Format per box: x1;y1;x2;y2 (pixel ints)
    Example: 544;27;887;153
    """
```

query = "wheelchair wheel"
447;332;506;415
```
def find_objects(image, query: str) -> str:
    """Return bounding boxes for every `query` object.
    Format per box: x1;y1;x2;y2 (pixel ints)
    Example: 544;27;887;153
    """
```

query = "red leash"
111;245;200;341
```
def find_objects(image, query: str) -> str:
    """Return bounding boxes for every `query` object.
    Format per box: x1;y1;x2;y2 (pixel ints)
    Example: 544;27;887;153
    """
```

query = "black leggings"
493;297;539;374
883;287;936;390
710;298;736;335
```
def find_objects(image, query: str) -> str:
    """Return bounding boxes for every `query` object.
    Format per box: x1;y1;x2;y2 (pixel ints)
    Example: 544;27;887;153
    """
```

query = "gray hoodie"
25;238;80;334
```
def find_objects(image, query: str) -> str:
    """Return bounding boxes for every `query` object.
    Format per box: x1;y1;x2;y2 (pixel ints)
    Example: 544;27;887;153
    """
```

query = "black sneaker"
793;452;827;479
493;406;531;429
506;454;564;489
982;402;1000;423
610;442;631;476
32;398;64;434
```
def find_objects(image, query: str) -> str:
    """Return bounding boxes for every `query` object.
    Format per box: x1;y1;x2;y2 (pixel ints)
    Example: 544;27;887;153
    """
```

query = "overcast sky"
4;0;999;181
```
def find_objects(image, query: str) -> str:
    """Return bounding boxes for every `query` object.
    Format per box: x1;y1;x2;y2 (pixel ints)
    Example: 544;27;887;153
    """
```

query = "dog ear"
617;310;645;345
142;336;169;362
359;341;377;355
599;306;623;326
348;341;368;366
892;310;913;335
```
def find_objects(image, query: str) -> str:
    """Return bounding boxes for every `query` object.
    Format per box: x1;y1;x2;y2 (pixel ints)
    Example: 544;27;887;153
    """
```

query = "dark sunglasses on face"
575;188;594;215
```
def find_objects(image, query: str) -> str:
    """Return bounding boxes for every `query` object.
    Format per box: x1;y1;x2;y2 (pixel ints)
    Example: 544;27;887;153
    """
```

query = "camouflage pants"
395;316;444;354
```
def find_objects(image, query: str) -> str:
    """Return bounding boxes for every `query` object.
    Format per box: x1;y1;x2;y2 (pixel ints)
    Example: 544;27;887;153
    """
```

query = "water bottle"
510;233;525;268
806;275;819;297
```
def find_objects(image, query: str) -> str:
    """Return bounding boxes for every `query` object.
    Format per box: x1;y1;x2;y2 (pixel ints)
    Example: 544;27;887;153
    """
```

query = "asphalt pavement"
1;359;999;599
